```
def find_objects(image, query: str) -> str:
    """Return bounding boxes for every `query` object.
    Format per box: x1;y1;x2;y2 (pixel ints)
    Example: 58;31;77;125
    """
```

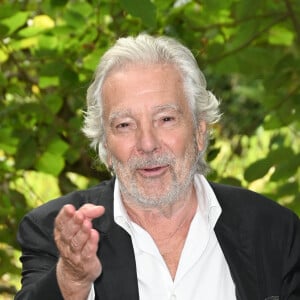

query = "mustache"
126;153;175;169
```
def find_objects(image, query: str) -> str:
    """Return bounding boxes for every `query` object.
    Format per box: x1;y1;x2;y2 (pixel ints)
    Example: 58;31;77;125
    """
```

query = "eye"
116;122;129;129
158;115;178;127
113;119;137;133
162;116;175;122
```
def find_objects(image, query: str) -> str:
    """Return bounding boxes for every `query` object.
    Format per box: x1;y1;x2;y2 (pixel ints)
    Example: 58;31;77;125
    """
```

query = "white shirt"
88;174;236;299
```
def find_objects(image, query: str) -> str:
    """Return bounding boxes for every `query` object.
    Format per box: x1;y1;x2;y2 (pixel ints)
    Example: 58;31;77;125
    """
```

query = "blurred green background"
0;0;299;298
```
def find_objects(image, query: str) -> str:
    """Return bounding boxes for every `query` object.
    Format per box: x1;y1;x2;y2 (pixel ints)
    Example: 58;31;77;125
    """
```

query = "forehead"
101;63;189;116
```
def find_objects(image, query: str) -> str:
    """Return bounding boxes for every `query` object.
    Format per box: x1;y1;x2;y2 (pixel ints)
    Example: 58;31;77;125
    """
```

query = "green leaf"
1;11;29;36
202;0;233;11
0;23;9;38
269;26;294;46
0;48;8;63
228;20;258;51
0;72;7;86
154;0;173;10
10;36;38;50
235;0;262;18
64;9;86;29
44;93;63;114
47;137;69;156
39;76;60;88
36;152;65;176
219;177;242;187
60;67;79;89
212;55;240;74
14;135;37;169
40;61;64;76
0;3;19;19
270;157;300;181
268;147;294;163
277;181;299;197
244;158;272;182
67;1;93;16
207;147;220;161
18;26;47;38
37;34;58;49
65;147;81;164
264;114;283;130
120;0;157;27
50;0;68;7
0;128;19;154
235;47;275;75
83;49;105;71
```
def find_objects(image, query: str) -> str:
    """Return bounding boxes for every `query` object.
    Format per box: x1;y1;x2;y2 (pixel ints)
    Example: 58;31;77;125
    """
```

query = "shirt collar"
113;179;134;234
113;174;222;234
193;174;222;229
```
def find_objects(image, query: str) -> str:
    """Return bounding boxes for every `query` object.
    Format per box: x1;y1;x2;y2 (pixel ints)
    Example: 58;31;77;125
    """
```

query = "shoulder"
210;181;299;229
30;178;114;217
19;178;115;234
17;178;115;254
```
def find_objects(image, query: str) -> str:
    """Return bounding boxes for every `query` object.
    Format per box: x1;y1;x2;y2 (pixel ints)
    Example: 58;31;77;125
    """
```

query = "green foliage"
0;0;299;297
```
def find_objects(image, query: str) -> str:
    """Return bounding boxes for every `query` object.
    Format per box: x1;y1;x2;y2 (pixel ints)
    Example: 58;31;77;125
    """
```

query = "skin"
54;63;207;297
54;204;105;299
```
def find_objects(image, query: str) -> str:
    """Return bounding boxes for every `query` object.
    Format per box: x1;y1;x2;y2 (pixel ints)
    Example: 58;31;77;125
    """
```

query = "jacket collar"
91;178;139;299
211;182;260;300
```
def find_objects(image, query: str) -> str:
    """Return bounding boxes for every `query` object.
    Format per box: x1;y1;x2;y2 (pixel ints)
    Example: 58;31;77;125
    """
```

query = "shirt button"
170;294;176;300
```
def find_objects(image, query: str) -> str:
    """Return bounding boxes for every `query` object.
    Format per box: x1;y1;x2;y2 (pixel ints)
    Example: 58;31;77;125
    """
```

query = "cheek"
167;127;195;151
106;136;135;163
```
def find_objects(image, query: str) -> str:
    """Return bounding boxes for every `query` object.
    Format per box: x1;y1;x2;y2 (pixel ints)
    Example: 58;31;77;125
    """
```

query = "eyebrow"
152;104;182;114
108;103;183;125
108;109;132;126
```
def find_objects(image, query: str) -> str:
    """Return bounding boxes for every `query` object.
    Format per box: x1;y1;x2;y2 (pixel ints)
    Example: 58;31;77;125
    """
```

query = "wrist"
56;259;93;300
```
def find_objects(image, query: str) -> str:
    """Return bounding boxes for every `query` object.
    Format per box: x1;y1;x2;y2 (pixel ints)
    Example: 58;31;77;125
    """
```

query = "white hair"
82;33;221;174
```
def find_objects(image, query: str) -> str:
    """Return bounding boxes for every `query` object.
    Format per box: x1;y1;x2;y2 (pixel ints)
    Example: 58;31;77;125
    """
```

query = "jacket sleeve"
281;212;300;299
15;211;64;300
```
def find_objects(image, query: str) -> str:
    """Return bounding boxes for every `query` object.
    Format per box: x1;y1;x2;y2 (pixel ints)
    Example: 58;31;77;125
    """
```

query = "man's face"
102;64;206;208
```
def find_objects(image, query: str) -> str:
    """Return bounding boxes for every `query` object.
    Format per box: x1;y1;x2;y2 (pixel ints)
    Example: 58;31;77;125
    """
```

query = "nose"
136;123;160;154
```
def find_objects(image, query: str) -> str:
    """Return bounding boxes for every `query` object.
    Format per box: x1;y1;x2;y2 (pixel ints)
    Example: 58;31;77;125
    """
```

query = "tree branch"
191;12;285;32
283;0;300;44
207;14;288;63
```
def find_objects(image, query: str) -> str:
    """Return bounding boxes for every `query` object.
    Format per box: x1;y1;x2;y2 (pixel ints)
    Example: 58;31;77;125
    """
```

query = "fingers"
54;203;104;288
81;228;100;259
79;204;105;220
55;204;104;252
55;204;75;232
69;218;92;254
56;203;104;229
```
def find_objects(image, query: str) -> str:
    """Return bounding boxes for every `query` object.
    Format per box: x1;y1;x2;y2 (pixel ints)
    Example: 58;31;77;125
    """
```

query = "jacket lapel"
211;182;260;300
91;179;139;300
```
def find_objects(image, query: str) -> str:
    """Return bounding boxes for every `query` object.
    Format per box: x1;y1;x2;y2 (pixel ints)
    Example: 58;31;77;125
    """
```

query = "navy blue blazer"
16;178;300;300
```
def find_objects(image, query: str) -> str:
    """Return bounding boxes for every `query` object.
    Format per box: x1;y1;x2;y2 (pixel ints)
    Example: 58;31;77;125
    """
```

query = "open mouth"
137;165;169;177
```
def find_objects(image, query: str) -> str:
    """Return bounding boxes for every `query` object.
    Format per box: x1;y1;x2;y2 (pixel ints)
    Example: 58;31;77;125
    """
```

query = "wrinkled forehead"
101;64;197;131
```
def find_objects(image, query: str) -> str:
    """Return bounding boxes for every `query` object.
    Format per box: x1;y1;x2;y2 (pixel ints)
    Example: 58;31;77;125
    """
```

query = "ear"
195;121;207;151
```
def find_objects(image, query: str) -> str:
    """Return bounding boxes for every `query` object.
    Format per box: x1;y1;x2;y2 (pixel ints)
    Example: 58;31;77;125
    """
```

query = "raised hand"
54;204;105;300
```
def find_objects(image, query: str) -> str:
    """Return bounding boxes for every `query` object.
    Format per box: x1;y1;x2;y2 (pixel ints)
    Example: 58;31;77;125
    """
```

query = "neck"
122;184;198;280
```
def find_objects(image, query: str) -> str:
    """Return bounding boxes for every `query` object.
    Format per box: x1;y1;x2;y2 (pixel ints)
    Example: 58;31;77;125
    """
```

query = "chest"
132;213;236;300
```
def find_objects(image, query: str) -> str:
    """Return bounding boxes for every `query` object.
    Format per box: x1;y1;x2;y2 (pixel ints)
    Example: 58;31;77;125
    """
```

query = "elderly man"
16;34;300;300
